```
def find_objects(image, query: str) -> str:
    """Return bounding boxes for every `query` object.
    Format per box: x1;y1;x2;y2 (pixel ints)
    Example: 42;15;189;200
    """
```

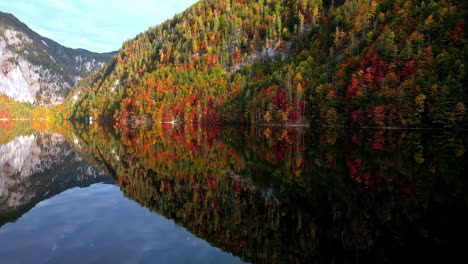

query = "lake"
0;120;467;263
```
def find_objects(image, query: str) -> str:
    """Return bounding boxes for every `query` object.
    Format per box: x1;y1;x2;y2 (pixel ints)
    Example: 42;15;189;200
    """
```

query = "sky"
0;0;198;53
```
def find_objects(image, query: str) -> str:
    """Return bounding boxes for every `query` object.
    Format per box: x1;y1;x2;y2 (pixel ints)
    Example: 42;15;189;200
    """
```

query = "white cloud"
0;0;198;52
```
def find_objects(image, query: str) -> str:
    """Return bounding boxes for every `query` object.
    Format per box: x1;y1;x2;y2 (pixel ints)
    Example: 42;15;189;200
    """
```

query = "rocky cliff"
0;11;116;107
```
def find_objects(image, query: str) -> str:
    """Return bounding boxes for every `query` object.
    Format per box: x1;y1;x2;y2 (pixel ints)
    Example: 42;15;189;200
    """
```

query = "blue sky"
0;0;198;53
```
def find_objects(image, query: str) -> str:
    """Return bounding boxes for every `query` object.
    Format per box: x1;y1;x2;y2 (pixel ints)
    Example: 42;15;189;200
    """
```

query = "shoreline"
1;118;466;131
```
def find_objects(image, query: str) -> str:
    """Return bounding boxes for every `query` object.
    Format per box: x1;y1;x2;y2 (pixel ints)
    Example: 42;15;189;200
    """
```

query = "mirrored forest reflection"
63;122;467;264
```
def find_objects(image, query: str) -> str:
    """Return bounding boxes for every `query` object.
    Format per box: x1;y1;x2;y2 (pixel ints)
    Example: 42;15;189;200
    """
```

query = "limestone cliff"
0;11;116;107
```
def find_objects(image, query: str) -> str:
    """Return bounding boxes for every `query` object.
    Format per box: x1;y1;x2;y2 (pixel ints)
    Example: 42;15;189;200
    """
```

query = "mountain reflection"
0;121;467;263
68;122;467;263
0;121;112;227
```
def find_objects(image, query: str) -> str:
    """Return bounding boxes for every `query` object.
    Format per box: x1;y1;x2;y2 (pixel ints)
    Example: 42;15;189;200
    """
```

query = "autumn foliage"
66;0;467;128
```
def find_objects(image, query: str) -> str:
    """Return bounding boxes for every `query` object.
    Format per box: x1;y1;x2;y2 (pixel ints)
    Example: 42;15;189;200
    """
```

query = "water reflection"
0;184;242;264
0;125;111;227
0;122;243;264
0;121;467;263
67;123;468;263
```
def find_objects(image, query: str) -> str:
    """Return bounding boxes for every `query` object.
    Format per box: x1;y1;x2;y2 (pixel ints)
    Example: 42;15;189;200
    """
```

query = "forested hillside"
0;94;63;120
67;0;467;127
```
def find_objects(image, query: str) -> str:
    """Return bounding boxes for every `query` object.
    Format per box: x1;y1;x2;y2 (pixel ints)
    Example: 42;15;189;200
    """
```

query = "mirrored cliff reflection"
0;121;112;227
68;122;468;264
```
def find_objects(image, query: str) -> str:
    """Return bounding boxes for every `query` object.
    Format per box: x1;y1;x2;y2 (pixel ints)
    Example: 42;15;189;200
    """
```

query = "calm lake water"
0;121;467;263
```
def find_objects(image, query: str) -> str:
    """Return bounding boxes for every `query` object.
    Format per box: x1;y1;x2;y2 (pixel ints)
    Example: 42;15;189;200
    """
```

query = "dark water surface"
0;121;467;263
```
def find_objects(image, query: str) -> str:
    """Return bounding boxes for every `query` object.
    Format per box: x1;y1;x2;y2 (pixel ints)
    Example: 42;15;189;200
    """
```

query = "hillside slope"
0;11;116;107
67;0;467;127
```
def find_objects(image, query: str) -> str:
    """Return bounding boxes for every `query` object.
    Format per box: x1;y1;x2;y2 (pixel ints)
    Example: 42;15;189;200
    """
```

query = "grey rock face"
0;11;117;106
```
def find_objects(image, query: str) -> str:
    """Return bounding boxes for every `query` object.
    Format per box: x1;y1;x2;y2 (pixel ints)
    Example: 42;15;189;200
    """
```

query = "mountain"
67;0;467;127
0;11;117;107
